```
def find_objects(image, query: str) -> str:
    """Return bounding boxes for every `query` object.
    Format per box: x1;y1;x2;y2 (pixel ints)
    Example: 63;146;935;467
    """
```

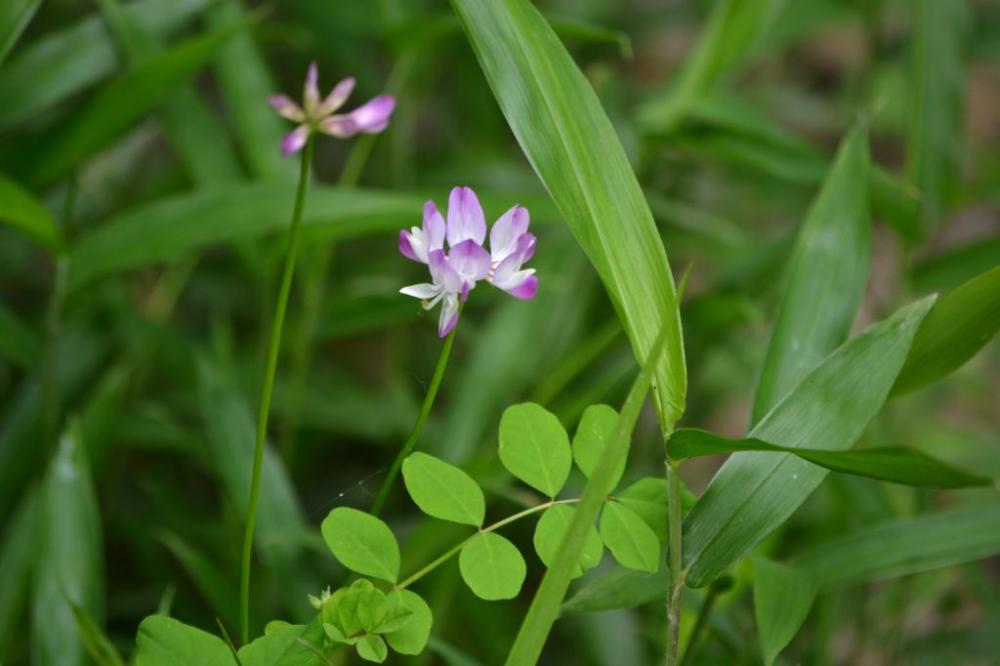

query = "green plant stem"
396;498;579;590
370;315;461;517
667;459;684;666
239;134;314;644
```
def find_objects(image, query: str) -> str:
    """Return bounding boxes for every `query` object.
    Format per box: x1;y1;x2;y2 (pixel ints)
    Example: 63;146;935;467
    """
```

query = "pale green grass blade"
0;172;62;250
682;296;935;587
451;0;687;430
892;265;1000;397
797;501;1000;589
751;126;870;425
0;0;41;65
907;0;971;230
0;488;40;656
31;425;103;666
0;0;211;128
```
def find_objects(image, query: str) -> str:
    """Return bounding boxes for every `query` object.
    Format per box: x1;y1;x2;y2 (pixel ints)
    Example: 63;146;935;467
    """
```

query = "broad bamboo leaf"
451;0;686;431
906;0;970;230
0;0;211;128
669;429;990;489
751;127;870;424
754;558;817;666
0;0;41;65
19;22;242;186
561;565;668;615
31;426;103;666
0;172;61;250
66;184;422;290
796;501;1000;589
682;296;935;587
892;266;1000;396
0;489;40;656
0;299;41;370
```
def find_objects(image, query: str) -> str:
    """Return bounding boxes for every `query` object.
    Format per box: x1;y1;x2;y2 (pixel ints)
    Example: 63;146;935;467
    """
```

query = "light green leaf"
32;426;103;666
0;172;61;250
498;403;572;497
532;504;603;578
571;404;623;494
21;21;243;186
0;299;41;370
599;501;660;573
355;580;388;633
357;634;388;663
374;593;413;634
0;0;41;65
451;0;687;431
134;615;236;666
458;532;526;601
561;566;669;615
402;452;485;527
682;296;936;588
383;590;432;655
669;429;990;488
0;0;210;128
70;602;125;666
67;184;421;290
616;477;671;541
237;617;326;666
751;126;871;425
321;508;400;583
907;0;970;230
892;266;1000;396
797;501;1000;589
754;558;817;666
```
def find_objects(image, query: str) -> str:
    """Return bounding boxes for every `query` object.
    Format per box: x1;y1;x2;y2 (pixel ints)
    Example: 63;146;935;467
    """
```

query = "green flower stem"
240;134;315;644
667;459;685;666
678;573;727;666
396;498;579;590
370;307;463;517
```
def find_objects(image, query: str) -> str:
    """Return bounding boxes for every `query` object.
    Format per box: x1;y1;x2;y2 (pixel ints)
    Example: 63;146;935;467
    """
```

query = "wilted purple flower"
269;62;396;155
400;187;538;336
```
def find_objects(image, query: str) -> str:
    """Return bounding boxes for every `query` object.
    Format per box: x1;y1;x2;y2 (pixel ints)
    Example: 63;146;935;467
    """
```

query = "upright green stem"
240;135;314;644
371;315;460;517
666;459;684;666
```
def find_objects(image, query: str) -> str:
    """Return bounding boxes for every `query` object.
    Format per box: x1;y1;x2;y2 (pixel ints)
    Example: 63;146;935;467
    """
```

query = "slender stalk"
370;315;461;517
396;498;578;590
239;135;315;644
666;459;684;666
679;577;728;666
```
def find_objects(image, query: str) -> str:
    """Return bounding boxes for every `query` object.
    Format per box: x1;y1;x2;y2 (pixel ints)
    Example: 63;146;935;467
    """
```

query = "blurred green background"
0;0;997;664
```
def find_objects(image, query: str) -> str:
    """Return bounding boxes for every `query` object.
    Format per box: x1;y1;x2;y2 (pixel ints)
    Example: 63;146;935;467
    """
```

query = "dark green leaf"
669;429;991;488
561;565;669;615
458;532;526;601
0;489;40;655
682;297;935;587
321;508;400;583
0;172;61;250
751;126;871;424
0;299;41;370
753;558;817;666
892;266;1000;396
452;0;687;431
70;602;125;666
0;0;41;66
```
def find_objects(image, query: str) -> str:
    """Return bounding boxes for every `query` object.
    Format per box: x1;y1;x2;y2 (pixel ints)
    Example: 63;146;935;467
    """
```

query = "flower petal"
429;249;463;294
268;94;305;122
399;228;426;263
400;283;440;300
449;239;491;285
320;95;396;138
493;269;538;300
489;205;529;263
303;61;320;114
515;231;536;264
423;201;446;253
438;293;460;337
318;76;355;116
281;125;309;156
446;186;487;247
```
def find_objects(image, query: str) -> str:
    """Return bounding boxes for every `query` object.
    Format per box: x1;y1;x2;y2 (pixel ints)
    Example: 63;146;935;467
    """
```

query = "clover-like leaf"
374;594;413;634
354;580;388;633
459;532;527;600
617;477;669;541
321;507;400;583
498;403;571;497
533;504;603;578
383;590;432;655
600;501;660;573
356;634;388;663
572;404;624;494
402;452;485;526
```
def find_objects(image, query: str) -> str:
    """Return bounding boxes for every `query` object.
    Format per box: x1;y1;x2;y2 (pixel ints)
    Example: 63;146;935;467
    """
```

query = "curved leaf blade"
754;558;817;666
0;172;61;250
451;0;686;430
0;0;41;65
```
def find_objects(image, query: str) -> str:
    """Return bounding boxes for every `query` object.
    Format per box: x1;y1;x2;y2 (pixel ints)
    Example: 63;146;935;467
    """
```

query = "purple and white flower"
269;62;396;155
399;186;538;336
